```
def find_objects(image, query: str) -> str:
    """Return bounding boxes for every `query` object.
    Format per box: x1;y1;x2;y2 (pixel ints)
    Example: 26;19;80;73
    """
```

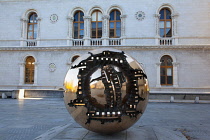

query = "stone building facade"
0;0;210;98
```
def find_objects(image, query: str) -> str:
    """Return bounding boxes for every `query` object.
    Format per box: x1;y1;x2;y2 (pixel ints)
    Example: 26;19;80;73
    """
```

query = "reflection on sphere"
64;48;149;134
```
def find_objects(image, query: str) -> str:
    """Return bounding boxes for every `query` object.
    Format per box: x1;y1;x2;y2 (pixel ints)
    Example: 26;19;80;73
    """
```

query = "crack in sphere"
64;48;149;134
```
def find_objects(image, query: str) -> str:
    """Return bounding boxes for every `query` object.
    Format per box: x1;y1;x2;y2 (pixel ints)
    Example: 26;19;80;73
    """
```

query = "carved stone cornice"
154;14;160;18
20;18;28;22
83;16;91;19
102;15;109;20
37;17;42;21
67;16;74;21
120;15;127;19
171;13;179;19
172;62;179;67
1;45;210;52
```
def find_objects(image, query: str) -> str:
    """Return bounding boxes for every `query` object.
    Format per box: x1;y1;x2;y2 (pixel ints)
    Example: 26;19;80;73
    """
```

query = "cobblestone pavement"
0;98;210;140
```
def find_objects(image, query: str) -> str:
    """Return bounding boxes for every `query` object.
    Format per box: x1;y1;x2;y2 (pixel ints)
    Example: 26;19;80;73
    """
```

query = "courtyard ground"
0;98;209;140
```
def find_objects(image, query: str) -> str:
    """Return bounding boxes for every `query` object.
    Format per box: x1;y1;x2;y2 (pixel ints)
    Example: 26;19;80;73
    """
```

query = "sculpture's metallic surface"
64;48;149;134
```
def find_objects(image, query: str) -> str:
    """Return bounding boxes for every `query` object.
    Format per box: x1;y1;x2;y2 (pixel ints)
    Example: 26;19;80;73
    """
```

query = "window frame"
73;11;84;39
91;10;102;38
25;56;35;84
160;55;173;85
27;13;38;40
109;10;121;38
159;8;172;38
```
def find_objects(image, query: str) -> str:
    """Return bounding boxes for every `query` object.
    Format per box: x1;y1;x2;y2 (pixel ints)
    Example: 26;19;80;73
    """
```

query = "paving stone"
0;99;210;140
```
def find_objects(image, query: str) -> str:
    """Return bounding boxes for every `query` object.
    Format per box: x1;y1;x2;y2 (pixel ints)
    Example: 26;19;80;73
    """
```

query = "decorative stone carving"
50;14;58;23
135;11;145;21
49;63;56;72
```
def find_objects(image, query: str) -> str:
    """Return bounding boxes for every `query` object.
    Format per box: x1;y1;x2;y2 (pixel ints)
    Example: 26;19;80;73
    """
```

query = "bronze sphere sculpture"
64;48;149;134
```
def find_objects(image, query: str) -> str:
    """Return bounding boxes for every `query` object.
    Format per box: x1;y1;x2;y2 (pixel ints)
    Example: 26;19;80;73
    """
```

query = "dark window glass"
160;55;173;85
27;13;38;39
91;10;102;38
110;11;115;21
73;11;84;39
109;10;121;38
25;56;35;84
159;8;172;38
159;10;164;19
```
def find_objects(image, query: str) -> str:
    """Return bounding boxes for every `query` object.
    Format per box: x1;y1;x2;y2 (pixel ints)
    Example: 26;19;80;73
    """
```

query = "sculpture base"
35;122;187;140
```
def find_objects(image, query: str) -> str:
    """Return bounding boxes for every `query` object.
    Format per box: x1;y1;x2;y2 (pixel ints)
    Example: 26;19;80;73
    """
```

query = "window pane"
92;30;96;38
116;22;121;28
79;30;84;38
28;32;33;39
110;22;114;28
29;15;34;23
34;32;37;39
34;15;37;23
167;68;172;76
74;23;78;28
80;12;84;21
74;12;79;21
74;31;78;39
116;11;121;20
98;11;102;21
166;28;172;37
28;25;33;30
109;29;114;37
98;29;102;38
160;68;166;75
92;12;97;21
160;29;164;37
159;21;164;28
80;23;84;29
110;11;114;21
167;76;173;84
34;24;37;31
116;29;121;37
159;9;164;19
98;22;102;28
166;21;171;28
161;76;165;84
166;9;171;19
92;22;96;29
167;58;172;66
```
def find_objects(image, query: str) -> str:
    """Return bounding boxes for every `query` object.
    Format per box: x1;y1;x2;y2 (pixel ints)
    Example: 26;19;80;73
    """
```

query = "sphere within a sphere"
64;48;149;134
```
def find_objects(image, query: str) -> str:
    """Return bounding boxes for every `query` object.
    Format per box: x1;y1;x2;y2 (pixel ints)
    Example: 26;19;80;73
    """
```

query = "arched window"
160;55;173;85
73;11;84;39
25;56;35;84
71;55;80;62
159;8;172;38
91;10;102;38
109;10;121;38
27;13;38;39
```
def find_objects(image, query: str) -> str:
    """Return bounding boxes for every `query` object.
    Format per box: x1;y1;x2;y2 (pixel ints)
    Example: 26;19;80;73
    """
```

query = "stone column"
19;62;25;85
154;14;160;45
156;62;161;87
102;15;109;46
36;17;42;46
83;16;91;46
20;18;28;46
171;14;179;45
67;16;74;46
120;15;127;45
172;62;179;87
34;62;39;85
